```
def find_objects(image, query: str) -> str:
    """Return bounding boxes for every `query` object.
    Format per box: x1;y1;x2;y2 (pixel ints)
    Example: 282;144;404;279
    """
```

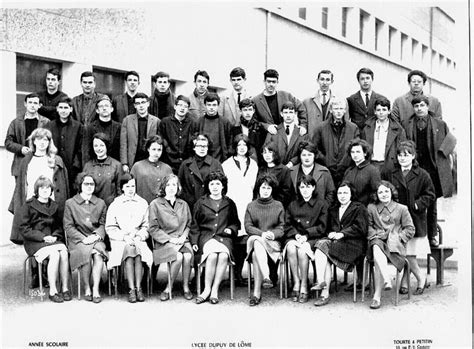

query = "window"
422;44;428;64
298;8;306;20
388;26;396;56
359;10;369;45
341;8;349;37
375;19;384;51
321;7;328;29
400;33;408;60
16;55;62;117
93;67;125;99
412;39;419;59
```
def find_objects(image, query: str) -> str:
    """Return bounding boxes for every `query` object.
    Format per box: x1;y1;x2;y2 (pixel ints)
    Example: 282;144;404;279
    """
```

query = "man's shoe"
262;278;273;289
314;296;329;306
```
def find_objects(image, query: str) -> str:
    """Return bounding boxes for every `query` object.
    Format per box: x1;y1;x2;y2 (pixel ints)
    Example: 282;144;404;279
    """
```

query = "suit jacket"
112;92;135;124
265;124;308;166
120;113;160;167
220;89;250;126
252;91;307;131
71;92;104;125
392;91;442;125
402;113;455;197
362;117;407;172
5;114;50;176
303;90;349;137
346;91;386;132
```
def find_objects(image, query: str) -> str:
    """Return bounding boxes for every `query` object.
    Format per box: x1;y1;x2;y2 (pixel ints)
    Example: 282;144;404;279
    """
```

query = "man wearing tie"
220;67;249;127
346;68;387;133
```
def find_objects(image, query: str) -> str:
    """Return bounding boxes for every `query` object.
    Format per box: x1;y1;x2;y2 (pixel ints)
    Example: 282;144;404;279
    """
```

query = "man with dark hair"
5;93;50;180
112;70;140;124
82;95;121;164
196;93;232;162
72;71;105;125
346;67;387;132
402;96;455;247
37;68;69;120
303;69;349;137
149;71;175;120
46;97;83;192
159;95;198;173
253;69;307;137
120;93;160;173
392;69;442;124
220;67;250;126
188;70;211;119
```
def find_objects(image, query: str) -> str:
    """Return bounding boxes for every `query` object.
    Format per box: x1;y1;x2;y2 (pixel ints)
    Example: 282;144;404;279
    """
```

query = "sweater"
244;197;285;240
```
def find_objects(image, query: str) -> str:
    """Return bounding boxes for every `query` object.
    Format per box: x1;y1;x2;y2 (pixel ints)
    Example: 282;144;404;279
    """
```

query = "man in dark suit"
112;70;140;124
37;68;69;120
252;69;307;137
402;96;455;247
220;67;250;127
347;68;387;133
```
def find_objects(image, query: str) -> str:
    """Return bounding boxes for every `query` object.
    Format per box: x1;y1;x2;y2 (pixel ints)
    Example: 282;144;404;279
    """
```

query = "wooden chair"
108;263;153;299
246;253;284;299
196;260;235;300
427;223;456;286
23;256;45;301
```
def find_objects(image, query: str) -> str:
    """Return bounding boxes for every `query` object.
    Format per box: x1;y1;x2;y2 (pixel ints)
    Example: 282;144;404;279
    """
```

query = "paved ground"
0;243;470;349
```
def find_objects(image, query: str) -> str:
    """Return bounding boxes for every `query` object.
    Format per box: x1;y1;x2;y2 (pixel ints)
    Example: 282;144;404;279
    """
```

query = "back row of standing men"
6;66;455;248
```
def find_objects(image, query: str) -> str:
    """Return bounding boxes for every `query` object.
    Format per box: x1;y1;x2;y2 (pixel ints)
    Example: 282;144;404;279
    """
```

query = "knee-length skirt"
405;236;431;258
107;240;153;269
314;238;366;272
368;238;405;271
200;238;231;265
34;243;68;263
246;235;281;263
282;239;314;260
69;241;108;271
153;241;194;265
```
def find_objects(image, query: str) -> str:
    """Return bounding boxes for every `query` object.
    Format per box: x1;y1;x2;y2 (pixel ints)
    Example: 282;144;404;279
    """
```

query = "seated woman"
367;180;415;309
64;172;108;303
381;141;436;295
190;171;240;304
244;174;285;306
284;175;328;303
312;181;368;306
105;173;152;303
149;174;194;301
19;176;70;302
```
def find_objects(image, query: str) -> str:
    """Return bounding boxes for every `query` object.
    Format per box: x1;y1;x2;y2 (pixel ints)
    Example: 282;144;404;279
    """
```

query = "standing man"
188;70;210;119
149;71;175;120
303;69;348;137
72;71;104;126
402;96;455;247
313;97;359;186
347;68;387;133
159;95;198;174
253;69;307;137
197;93;232;163
37;68;69;120
392;70;442;125
120;93;160;172
82;95;121;164
220;67;250;126
46;97;83;193
112;70;140;124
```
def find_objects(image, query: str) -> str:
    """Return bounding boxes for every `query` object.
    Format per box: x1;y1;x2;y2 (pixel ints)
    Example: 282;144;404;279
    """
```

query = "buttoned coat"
325;201;368;263
71;92;104;125
343;159;381;206
289;163;335;207
189;195;241;263
402;113;456;197
382;163;436;238
82;156;122;206
284;196;329;247
5;114;50;177
112;93;134;124
303;90;349;137
392;92;442;125
347;91;387;132
252;91;308;132
361;117;406;172
178;155;223;211
265;125;308;166
120;113;160;167
148;197;193;264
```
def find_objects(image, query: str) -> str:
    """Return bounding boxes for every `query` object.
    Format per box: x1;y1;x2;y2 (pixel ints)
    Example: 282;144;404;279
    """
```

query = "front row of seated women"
20;146;431;309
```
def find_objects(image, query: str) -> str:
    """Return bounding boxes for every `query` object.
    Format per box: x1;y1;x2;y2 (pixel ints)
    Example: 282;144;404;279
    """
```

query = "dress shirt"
371;118;390;161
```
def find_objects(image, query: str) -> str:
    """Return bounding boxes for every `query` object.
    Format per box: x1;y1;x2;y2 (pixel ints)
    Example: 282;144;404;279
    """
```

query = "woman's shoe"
84;294;93;302
370;299;381;309
249;296;261;306
195;296;208;304
184;291;194;300
49;293;64;303
209;297;219;304
399;286;409;295
128;289;137;303
160;291;170;301
262;278;273;289
414;280;428;295
314;296;329;306
92;296;102;304
291;290;299;302
136;288;145;302
298;293;309;303
62;290;72;302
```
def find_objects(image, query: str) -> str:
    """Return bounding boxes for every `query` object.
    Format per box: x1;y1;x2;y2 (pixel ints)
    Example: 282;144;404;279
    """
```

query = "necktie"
237;92;241;105
402;169;410;177
365;93;370;107
322;93;327;105
286;125;290;135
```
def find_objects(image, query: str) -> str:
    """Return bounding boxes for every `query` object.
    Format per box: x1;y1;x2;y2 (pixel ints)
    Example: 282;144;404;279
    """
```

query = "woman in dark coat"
284;175;328;303
254;142;294;207
64;172;108;303
149;174;194;301
367;180;415;309
343;138;380;206
189;171;240;304
245;174;285;306
82;132;122;206
312;181;368;306
382;141;435;296
19;176;71;302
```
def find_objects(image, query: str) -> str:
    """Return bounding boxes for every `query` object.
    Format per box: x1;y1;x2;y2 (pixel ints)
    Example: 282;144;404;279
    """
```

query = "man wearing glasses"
120;93;160;173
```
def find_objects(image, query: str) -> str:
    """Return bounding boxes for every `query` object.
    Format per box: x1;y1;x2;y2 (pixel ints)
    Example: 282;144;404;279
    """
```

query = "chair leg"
196;265;202;296
279;260;283;300
77;267;81;300
284;259;289;299
114;267;119;299
247;260;251;298
167;262;173;300
353;267;357;303
395;266;400;306
38;261;44;301
108;269;112;297
229;263;234;300
147;264;151;297
406;259;411;301
333;265;338;292
361;258;367;302
23;257;29;297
